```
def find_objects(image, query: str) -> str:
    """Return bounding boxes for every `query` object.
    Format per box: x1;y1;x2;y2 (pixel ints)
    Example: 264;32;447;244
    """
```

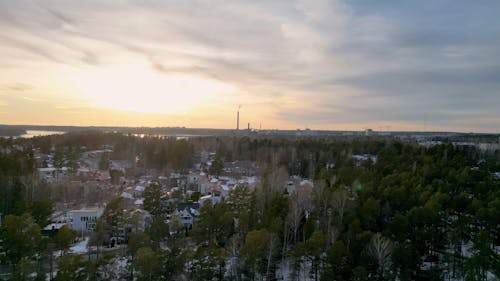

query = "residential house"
134;185;146;197
38;167;69;182
175;202;200;229
66;208;103;234
42;223;67;237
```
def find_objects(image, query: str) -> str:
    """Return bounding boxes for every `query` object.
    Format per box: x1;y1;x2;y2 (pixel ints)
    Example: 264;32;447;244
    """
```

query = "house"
158;176;169;186
134;185;146;197
285;175;301;194
206;184;224;198
77;167;91;178
187;172;200;185
38;167;69;182
352;154;378;166
127;209;151;232
222;161;255;176
121;191;134;200
199;194;222;206
134;198;144;207
239;176;258;190
285;176;314;194
110;209;152;246
175;202;200;229
169;173;187;189
66;208;103;234
42;223;67;237
177;209;195;229
186;171;209;193
198;177;211;194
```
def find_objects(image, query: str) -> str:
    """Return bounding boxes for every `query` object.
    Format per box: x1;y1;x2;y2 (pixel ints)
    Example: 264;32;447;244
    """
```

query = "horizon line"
1;124;499;135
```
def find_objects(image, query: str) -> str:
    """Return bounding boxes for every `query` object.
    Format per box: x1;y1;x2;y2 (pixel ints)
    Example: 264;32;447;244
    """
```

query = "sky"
0;0;499;132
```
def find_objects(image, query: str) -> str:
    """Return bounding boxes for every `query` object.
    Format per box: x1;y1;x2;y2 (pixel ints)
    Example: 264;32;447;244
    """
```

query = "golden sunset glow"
0;1;498;132
71;62;236;114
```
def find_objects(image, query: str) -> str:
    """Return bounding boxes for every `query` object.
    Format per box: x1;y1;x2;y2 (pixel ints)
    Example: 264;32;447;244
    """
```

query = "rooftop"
68;208;101;213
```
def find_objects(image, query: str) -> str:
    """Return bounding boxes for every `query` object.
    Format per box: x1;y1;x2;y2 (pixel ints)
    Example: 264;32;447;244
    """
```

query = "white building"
38;167;69;182
66;208;103;234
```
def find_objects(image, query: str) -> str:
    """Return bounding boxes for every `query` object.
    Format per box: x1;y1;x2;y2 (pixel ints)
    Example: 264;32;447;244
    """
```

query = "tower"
237;110;240;130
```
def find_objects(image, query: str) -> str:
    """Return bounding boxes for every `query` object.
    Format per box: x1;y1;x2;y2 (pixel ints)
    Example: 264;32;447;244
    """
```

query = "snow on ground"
121;192;133;199
461;241;474;258
276;259;316;281
276;260;292;280
97;257;129;280
486;271;497;281
70;237;89;254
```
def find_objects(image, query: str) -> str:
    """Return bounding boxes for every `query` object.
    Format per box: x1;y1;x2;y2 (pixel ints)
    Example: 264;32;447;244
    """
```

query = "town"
2;0;500;279
0;130;499;280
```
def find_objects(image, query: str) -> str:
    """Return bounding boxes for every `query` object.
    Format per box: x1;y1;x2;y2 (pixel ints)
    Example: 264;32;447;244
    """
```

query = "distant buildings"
134;185;146;197
38;167;69;182
66;208;103;234
352;154;378;165
285;176;314;194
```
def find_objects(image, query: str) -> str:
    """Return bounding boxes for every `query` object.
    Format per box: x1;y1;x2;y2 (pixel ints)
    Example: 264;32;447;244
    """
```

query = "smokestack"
237;111;240;130
247;123;250;130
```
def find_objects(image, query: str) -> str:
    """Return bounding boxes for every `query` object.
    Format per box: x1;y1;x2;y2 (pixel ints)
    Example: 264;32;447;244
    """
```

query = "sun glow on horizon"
70;62;236;114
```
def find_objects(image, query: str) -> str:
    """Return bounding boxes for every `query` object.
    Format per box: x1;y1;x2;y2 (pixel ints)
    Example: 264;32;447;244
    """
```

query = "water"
20;130;65;138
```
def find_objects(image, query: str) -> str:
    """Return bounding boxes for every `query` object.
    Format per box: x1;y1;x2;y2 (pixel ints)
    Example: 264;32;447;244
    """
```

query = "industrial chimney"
237;110;240;130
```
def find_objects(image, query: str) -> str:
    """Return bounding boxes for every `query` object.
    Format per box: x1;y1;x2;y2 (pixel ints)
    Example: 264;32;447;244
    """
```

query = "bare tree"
265;233;279;280
287;195;302;244
255;165;288;222
268;166;289;193
312;180;331;231
328;221;339;245
287;186;312;244
227;234;243;281
367;233;394;277
331;189;350;224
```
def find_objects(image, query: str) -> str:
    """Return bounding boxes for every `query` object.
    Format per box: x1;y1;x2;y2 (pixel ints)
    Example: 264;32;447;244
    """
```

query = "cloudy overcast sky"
0;0;499;132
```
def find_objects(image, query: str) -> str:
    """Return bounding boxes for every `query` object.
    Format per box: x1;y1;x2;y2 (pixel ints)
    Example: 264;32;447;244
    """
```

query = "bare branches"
367;233;394;277
331;189;349;224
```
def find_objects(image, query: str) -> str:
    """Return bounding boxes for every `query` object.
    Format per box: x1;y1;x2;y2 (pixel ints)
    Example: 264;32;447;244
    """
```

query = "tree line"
1;133;499;280
89;138;500;280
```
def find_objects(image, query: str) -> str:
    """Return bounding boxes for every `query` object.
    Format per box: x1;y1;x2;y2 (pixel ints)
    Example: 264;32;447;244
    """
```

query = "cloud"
0;0;499;131
0;83;33;92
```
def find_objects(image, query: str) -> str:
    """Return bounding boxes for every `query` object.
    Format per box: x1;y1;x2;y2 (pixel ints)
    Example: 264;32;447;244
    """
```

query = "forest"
0;132;499;281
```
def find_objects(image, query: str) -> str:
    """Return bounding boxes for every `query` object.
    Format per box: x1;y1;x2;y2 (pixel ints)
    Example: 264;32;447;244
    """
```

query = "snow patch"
70;237;89;254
